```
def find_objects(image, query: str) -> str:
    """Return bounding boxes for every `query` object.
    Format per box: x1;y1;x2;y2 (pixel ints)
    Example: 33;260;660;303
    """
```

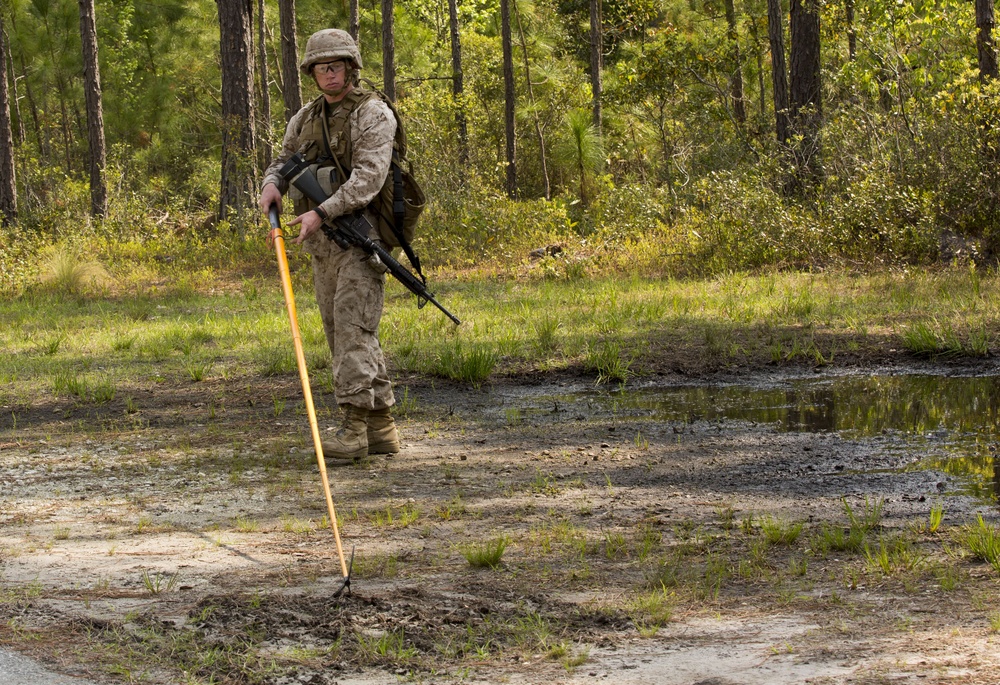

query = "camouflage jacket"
262;87;396;224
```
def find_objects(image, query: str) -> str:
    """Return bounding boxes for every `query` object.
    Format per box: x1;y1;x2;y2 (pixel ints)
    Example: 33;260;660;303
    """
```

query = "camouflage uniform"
261;93;397;412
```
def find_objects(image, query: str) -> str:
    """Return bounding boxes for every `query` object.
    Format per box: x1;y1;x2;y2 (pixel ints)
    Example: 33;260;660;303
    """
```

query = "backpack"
358;85;427;279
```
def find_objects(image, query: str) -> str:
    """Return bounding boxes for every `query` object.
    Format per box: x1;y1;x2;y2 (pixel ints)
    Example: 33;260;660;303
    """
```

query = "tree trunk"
41;13;73;172
747;15;768;130
256;0;271;168
589;0;602;133
0;16;16;226
77;0;107;218
19;56;44;159
3;28;24;145
448;0;468;166
513;0;550;199
217;0;258;223
789;0;822;184
977;0;998;81
278;0;300;121
350;0;360;44
723;0;746;125
500;0;516;197
382;0;396;101
845;0;856;61
766;0;790;144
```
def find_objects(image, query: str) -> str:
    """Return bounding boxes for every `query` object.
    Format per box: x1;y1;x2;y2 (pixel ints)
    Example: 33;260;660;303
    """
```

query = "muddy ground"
3;361;1000;684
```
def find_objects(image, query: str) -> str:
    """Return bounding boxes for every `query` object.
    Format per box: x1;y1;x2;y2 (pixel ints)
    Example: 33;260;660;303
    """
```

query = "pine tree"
789;0;822;186
382;0;396;101
448;0;467;166
767;0;790;145
217;0;257;222
501;0;516;197
0;14;16;226
77;0;107;218
278;0;300;121
977;0;998;81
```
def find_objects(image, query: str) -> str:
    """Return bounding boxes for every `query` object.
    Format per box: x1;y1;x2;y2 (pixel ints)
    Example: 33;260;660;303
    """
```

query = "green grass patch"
460;536;510;569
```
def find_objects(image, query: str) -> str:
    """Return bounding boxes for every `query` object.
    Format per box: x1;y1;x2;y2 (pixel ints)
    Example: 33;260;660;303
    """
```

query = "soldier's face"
314;60;349;99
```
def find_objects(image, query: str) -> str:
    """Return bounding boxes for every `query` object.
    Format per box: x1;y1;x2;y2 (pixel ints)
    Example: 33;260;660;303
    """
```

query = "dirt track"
3;366;1000;684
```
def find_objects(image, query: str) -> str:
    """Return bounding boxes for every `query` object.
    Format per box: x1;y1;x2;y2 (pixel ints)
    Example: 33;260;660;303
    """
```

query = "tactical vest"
289;89;371;219
289;88;425;258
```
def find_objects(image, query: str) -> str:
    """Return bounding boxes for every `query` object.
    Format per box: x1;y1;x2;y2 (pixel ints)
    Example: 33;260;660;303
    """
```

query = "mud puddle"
504;373;1000;504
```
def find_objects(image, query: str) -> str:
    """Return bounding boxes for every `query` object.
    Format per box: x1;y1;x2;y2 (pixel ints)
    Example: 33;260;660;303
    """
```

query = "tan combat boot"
367;407;400;455
322;405;369;465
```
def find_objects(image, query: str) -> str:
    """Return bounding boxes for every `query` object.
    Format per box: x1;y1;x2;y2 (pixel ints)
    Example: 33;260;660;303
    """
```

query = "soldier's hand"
259;183;282;214
288;209;323;245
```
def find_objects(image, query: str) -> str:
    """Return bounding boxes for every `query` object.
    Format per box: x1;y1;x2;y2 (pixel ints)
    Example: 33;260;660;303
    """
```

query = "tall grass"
956;515;1000;571
7;244;1000;399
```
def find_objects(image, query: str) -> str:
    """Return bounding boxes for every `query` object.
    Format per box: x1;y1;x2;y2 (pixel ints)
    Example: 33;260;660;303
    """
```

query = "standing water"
522;374;1000;502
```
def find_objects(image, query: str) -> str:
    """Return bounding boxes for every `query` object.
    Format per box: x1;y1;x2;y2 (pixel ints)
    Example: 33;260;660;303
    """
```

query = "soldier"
258;28;399;465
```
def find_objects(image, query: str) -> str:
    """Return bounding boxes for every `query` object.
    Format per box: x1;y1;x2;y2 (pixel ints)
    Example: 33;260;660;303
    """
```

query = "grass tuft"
629;585;675;637
759;516;804;546
38;244;110;295
586;339;633;385
461;536;510;569
435;341;497;386
956;515;1000;570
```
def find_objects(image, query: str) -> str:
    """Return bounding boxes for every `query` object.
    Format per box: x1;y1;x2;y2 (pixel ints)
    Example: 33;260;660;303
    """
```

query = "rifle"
278;153;461;326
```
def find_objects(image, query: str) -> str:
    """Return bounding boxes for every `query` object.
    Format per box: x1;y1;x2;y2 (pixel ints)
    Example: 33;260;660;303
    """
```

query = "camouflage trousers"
310;237;395;412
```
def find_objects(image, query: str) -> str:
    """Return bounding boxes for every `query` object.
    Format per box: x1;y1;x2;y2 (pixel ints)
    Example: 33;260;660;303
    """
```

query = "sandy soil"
3;365;1000;684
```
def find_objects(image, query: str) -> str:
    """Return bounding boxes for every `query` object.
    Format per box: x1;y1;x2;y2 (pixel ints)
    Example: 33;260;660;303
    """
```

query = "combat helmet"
300;29;362;74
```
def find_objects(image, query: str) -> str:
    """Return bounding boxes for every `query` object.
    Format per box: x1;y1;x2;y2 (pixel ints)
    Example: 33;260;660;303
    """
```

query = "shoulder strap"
319;89;373;179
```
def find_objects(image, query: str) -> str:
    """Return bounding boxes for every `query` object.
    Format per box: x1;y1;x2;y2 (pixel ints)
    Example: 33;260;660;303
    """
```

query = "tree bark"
723;0;746;125
977;0;998;81
382;0;396;101
77;0;107;218
747;15;768;129
256;0;271;168
501;0;516;197
766;0;790;144
0;17;16;226
448;0;468;166
36;9;74;172
278;0;300;121
217;0;258;223
512;0;550;199
17;51;44;159
350;0;360;44
9;9;45;160
589;0;602;133
789;0;822;183
3;28;23;145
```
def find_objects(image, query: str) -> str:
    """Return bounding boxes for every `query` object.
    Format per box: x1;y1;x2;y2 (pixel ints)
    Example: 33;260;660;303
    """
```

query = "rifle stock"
278;154;461;326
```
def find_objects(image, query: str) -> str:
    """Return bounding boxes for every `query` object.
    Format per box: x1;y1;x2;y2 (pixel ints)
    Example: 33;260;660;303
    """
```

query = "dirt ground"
3;361;1000;684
